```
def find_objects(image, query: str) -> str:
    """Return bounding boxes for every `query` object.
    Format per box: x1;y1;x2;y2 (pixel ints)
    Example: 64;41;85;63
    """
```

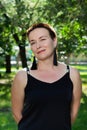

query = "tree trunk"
5;54;11;73
65;54;70;65
13;33;27;68
19;45;27;68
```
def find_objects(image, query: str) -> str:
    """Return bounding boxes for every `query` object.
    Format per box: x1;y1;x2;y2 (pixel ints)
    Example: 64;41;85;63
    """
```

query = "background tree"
38;0;87;63
0;1;13;73
6;0;45;68
0;0;87;72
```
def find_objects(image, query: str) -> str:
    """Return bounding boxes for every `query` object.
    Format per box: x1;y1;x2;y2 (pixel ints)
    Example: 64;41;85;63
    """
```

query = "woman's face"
28;28;57;61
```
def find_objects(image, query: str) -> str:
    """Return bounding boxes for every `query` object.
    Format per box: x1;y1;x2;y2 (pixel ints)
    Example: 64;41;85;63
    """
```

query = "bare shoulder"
58;62;82;84
58;61;66;69
69;66;82;90
69;66;81;80
57;62;68;72
14;69;27;80
12;69;27;89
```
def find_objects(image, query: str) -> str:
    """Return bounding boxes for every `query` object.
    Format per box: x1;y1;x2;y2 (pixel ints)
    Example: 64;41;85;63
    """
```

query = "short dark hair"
26;23;57;39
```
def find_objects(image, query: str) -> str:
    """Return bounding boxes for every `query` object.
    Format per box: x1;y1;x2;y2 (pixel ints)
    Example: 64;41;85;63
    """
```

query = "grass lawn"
0;112;17;130
0;64;87;130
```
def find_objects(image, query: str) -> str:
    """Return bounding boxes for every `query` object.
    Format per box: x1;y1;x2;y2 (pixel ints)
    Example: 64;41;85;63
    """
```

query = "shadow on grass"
0;82;11;99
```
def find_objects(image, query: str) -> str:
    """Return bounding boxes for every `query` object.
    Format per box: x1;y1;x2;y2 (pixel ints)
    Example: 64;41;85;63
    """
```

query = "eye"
40;38;46;41
30;42;36;45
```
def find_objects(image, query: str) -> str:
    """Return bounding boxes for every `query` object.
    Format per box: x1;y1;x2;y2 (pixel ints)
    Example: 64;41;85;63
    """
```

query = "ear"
53;37;57;48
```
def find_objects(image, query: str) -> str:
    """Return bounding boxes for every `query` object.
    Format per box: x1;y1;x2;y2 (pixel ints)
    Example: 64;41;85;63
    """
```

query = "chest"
29;70;66;83
24;73;73;105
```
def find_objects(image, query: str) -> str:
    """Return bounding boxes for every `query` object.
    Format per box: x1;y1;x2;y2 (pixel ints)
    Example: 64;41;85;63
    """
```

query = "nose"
36;42;41;49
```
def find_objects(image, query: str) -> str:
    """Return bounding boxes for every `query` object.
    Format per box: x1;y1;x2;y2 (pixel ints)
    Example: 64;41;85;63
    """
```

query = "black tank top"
18;66;73;130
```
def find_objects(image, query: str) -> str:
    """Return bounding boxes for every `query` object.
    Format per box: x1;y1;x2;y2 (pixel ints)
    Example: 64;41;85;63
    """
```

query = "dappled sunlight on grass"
82;86;87;96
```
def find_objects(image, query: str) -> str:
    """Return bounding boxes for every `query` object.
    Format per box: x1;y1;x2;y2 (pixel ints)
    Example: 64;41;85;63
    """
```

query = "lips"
37;49;46;54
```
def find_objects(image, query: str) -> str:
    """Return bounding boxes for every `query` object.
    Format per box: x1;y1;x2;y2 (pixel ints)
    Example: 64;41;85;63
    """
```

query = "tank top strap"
25;67;30;84
26;67;30;72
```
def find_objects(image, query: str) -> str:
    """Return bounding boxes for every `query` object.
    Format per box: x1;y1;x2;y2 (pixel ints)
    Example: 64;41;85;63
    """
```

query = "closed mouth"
37;49;46;54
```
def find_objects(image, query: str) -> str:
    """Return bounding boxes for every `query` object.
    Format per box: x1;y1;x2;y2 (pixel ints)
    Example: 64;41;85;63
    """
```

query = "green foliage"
0;0;87;68
39;0;87;59
58;21;82;57
0;1;14;56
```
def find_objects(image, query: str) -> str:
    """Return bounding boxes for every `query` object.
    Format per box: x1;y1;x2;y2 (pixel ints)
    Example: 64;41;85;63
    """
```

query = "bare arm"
70;67;82;124
11;70;27;124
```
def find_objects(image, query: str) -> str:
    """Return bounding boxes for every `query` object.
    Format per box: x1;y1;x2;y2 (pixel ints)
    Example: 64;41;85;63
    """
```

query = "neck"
37;58;55;71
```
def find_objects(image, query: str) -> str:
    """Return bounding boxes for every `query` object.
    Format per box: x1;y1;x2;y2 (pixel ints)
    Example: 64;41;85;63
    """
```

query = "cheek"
44;39;53;47
47;41;55;50
30;45;36;52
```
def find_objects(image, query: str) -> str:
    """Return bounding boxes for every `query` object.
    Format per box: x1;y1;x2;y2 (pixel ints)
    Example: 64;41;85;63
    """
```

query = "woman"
11;23;82;130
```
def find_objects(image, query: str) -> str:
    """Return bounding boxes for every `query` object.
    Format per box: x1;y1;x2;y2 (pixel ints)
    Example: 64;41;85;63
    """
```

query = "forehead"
29;28;50;39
